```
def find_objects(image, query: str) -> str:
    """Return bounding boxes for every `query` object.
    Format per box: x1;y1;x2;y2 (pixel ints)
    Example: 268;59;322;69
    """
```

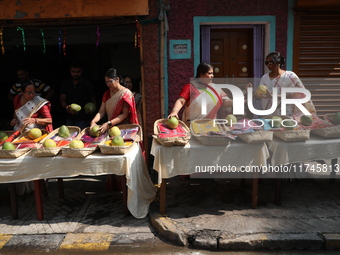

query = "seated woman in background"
9;80;53;195
10;79;53;132
122;75;143;126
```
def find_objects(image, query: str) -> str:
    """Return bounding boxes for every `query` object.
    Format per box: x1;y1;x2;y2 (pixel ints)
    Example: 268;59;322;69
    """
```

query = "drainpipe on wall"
159;0;170;118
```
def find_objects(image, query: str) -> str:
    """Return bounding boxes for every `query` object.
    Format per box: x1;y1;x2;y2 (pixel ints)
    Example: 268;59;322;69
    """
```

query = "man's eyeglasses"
24;91;36;95
265;60;275;65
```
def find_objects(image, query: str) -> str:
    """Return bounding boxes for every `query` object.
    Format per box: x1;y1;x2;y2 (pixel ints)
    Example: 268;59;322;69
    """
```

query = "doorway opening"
0;23;141;130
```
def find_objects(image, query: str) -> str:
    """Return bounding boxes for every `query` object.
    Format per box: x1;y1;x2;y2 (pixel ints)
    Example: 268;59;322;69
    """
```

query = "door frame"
193;16;277;78
202;25;261;78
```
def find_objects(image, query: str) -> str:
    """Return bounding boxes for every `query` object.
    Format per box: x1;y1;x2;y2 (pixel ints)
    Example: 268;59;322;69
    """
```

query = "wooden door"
210;29;254;118
210;29;253;79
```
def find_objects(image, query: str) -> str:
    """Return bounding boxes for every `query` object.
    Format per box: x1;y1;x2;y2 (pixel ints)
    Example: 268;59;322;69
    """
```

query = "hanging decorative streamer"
17;27;26;52
0;26;5;54
135;19;140;48
40;29;46;55
63;29;66;56
58;29;62;55
95;26;100;54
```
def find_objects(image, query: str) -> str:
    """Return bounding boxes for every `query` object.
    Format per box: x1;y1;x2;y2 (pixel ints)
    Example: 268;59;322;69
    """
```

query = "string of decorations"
40;29;46;55
63;28;66;56
16;27;26;52
58;29;62;55
135;19;140;48
0;26;5;54
95;26;100;54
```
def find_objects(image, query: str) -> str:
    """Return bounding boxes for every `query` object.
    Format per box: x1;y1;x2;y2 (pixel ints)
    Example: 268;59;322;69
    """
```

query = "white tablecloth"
151;136;270;184
267;136;340;166
0;143;156;219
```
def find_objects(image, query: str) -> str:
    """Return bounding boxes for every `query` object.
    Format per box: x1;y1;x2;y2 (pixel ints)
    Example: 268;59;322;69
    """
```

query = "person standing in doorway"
60;62;97;129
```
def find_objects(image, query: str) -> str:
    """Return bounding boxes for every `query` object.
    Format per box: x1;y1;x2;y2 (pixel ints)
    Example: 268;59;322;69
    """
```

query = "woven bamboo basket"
152;119;190;147
311;125;340;138
237;130;273;144
190;119;233;146
0;147;31;158
324;113;340;125
274;129;310;142
61;127;107;158
0;130;37;158
30;126;81;157
99;124;142;155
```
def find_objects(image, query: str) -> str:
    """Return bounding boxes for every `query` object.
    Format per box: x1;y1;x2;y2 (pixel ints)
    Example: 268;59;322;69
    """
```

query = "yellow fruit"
270;116;282;128
70;103;81;112
90;125;101;137
109;126;121;137
282;119;296;130
69;140;84;148
256;85;268;96
166;117;179;129
28;128;42;139
43;139;56;148
225;114;237;126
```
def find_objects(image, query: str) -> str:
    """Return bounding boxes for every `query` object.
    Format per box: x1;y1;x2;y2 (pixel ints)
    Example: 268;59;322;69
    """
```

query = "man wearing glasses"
60;62;96;129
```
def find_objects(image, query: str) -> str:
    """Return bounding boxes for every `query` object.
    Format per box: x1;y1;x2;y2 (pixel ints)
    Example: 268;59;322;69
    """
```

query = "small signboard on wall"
169;39;191;59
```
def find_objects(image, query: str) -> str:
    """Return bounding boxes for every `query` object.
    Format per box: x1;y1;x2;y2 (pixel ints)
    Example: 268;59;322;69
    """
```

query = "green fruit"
43;139;56;148
300;115;313;126
282;119;296;130
111;135;125;146
166;117;179;129
270;116;282;128
84;102;96;115
58;125;70;138
333;112;340;124
70;103;81;112
256;85;268;96
109;126;121;137
28;128;42;139
90;126;101;137
2;142;15;150
226;114;237;126
69;140;84;148
0;131;8;142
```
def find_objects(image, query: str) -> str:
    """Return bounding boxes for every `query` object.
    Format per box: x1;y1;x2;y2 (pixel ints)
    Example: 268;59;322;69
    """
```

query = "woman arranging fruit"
90;68;139;191
168;62;232;121
10;80;53;132
90;68;138;133
253;51;316;116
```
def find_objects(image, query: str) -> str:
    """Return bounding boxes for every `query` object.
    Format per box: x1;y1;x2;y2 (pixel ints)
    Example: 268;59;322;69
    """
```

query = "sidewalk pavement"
1;171;340;252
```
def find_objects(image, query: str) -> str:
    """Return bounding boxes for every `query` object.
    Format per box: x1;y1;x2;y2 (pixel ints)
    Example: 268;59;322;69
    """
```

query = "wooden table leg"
58;178;64;198
251;177;258;209
274;178;282;205
160;178;166;214
330;158;338;183
119;175;129;216
34;180;44;221
9;183;18;220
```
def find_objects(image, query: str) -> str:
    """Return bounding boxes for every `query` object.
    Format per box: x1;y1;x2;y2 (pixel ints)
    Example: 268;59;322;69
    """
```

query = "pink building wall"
165;0;289;115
